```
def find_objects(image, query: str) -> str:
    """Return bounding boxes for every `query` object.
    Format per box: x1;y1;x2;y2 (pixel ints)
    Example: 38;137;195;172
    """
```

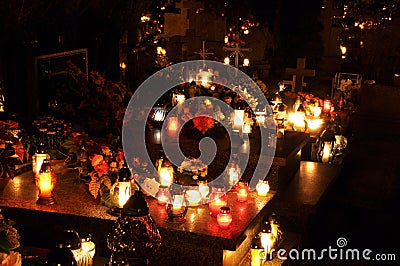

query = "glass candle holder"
197;180;209;201
185;184;202;206
236;181;249;202
217;206;232;229
208;185;228;217
156;185;170;206
250;235;264;266
260;222;274;260
256;180;270;197
35;159;56;205
166;190;188;223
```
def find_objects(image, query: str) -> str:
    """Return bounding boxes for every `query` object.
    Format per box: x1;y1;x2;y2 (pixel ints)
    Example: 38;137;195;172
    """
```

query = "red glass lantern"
217;206;232;229
323;97;333;113
209;184;228;217
236;181;249;202
156;185;170;206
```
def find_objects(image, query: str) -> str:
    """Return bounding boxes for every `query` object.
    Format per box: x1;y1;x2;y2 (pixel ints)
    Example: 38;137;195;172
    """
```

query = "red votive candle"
217;207;232;229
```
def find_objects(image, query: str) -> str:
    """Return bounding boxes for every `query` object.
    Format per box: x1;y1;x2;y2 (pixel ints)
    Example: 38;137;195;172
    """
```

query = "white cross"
223;43;252;68
285;58;315;91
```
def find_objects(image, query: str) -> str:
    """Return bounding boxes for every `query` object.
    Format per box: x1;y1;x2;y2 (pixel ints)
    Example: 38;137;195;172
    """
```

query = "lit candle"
117;181;131;208
260;222;273;258
172;195;184;214
35;159;56;205
217;207;232;229
233;109;245;132
166;116;180;139
236;182;248;202
256;180;270;197
227;164;240;187
156;186;170;206
37;172;53;197
198;180;209;200
250;235;263;266
159;166;174;187
243;123;252;134
185;185;202;206
209;197;228;217
321;141;333;163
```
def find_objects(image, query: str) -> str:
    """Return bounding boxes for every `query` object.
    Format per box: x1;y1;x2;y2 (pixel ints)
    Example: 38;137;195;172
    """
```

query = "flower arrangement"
0;209;21;265
177;157;208;180
0;120;28;179
57;61;132;136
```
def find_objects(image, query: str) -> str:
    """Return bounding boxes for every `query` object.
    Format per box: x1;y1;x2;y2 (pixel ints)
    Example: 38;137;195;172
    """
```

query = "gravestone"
284;58;315;92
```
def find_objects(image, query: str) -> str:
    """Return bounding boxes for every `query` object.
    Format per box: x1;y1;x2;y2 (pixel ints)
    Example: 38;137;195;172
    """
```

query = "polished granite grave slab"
0;165;276;265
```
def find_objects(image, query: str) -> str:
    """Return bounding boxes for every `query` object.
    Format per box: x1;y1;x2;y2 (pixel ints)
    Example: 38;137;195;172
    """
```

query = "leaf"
12;143;27;163
0;236;11;254
88;180;100;199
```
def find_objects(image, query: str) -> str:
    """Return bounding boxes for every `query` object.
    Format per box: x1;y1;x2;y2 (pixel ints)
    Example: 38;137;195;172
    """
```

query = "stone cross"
283;75;307;92
194;40;214;60
223;43;251;68
285;58;315;91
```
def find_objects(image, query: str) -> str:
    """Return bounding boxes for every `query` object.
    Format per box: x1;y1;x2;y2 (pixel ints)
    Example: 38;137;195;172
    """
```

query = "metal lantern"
59;226;92;266
45;242;78;266
35;159;56;205
107;191;162;262
109;165;133;216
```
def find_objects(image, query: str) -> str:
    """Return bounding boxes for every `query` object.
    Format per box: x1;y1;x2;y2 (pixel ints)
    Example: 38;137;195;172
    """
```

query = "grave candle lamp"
250;235;264;266
32;142;49;174
35;159;56;205
256;180;270;197
81;234;96;259
227;161;241;187
209;184;228;217
109;165;132;216
260;222;274;260
217;206;233;229
107;191;162;262
313;101;322;118
236;181;249;202
233;106;245;132
197;180;210;200
151;104;168;123
156;185;170;206
323;97;333;114
152;128;162;145
166;116;180;139
166;188;188;223
185;184;202;206
158;157;174;187
255;104;267;127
